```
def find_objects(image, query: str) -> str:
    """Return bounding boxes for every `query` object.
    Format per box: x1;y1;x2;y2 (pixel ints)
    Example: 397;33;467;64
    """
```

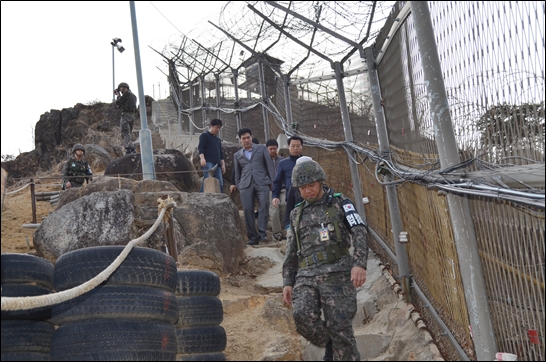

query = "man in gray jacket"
233;128;275;246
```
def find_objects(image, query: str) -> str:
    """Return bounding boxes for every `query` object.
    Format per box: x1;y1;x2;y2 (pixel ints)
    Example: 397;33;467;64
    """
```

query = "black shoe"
322;340;333;361
254;211;259;219
246;239;259;246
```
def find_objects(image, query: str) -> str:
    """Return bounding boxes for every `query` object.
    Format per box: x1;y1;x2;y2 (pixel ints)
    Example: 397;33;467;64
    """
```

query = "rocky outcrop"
104;149;198;192
1;98;154;183
178;242;224;274
83;144;112;173
171;192;246;274
35;179;246;274
34;190;135;262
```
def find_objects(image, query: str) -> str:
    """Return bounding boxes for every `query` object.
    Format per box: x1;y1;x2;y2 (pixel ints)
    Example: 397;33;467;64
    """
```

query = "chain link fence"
163;1;544;360
373;1;544;360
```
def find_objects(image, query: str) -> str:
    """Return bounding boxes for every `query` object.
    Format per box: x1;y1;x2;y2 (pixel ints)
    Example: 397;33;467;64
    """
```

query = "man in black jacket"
198;118;226;193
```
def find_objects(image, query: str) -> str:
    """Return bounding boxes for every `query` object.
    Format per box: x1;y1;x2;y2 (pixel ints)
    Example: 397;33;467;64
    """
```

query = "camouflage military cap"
72;144;85;154
292;160;326;188
118;82;130;89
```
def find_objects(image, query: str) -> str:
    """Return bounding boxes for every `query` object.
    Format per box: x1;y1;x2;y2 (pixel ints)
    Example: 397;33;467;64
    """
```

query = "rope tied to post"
1;195;178;312
158;196;176;228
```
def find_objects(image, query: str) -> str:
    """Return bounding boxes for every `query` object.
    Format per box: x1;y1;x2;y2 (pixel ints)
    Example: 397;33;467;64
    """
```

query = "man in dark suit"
233;128;275;246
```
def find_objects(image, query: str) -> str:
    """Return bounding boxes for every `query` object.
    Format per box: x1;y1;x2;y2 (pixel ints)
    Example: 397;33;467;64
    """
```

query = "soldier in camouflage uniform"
114;82;137;155
282;160;369;361
62;144;93;190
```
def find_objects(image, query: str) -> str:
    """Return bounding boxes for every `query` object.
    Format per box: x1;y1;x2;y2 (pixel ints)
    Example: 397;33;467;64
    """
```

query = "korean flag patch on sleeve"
342;199;364;229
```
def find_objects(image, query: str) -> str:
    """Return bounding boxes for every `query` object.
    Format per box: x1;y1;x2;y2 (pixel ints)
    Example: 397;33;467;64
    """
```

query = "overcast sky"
1;1;227;157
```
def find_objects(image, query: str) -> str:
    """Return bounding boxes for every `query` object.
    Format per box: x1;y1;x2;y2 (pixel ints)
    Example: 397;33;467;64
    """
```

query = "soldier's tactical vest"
66;158;89;184
293;189;350;268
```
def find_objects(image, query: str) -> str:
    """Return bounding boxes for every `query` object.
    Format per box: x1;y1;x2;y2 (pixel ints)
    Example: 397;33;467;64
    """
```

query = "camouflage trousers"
120;113;135;150
292;272;360;361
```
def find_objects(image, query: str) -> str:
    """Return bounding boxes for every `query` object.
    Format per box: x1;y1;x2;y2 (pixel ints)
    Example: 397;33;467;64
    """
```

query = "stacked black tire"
49;246;179;361
175;270;226;361
1;253;56;361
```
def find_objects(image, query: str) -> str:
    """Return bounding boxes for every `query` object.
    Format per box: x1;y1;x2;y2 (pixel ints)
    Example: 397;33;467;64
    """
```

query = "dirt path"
1;178;300;361
1;178;442;361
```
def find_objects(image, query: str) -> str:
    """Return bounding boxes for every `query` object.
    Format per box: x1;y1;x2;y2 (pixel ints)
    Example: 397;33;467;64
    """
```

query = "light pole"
111;37;125;102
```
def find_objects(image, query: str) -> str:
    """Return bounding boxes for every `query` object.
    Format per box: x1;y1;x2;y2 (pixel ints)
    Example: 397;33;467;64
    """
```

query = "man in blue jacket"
271;135;304;216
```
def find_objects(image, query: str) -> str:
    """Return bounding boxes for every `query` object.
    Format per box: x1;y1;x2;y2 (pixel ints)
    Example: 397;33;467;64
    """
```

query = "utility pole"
129;1;155;180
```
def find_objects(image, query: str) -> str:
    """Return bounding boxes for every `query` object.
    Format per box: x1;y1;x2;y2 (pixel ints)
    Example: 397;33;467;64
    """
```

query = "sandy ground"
1;176;296;361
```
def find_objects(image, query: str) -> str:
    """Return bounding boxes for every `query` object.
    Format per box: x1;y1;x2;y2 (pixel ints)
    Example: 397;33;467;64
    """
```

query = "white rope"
4;183;31;195
1;197;177;311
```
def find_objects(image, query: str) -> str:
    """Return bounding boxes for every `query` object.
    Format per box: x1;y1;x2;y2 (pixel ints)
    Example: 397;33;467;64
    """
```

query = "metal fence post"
233;69;242;132
410;2;497;360
215;74;223;139
189;81;195;136
332;61;366;221
282;74;293;126
200;75;207;129
258;60;270;140
364;47;411;303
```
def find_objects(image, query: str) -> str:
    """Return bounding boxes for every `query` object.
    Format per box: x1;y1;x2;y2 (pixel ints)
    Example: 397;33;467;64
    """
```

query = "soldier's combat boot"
322;340;333;361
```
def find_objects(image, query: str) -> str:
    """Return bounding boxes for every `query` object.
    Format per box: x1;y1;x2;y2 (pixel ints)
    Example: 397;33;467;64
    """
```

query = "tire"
54;246;177;292
175;296;223;327
175;326;226;354
176;352;226;361
1;320;54;354
50;319;177;361
1;284;52;321
51;285;178;325
1;254;54;289
0;351;50;361
176;271;220;297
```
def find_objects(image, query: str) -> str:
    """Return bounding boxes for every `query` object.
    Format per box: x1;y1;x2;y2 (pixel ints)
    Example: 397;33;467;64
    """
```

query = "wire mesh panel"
376;1;545;360
470;197;545;361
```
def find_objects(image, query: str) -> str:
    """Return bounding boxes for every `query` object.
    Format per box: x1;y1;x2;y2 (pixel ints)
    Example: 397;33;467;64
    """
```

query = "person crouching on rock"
62;144;93;189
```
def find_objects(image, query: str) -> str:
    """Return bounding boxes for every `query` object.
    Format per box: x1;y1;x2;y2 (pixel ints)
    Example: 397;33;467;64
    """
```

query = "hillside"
1;100;444;361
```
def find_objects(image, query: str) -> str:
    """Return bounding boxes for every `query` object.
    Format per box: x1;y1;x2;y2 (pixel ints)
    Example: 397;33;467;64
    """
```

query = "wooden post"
1;168;6;211
161;194;178;262
166;214;177;262
30;178;37;224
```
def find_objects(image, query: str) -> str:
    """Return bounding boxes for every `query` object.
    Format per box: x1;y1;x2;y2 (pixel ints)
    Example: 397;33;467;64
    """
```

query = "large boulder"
36;180;247;274
178;242;224;274
172;192;246;274
54;187;82;210
34;190;136;263
83;144;112;173
54;176;138;211
104;149;198;192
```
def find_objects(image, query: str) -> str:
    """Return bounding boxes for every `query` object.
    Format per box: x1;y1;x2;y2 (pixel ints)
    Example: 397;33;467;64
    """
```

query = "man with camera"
114;82;137;155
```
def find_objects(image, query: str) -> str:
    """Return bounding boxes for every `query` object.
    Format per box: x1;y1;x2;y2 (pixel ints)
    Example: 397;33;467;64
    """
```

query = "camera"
114;88;120;93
